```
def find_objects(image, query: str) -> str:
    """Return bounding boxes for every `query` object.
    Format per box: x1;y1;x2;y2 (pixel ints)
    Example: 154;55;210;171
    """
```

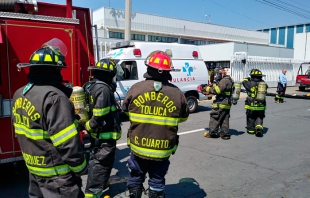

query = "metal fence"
231;55;305;87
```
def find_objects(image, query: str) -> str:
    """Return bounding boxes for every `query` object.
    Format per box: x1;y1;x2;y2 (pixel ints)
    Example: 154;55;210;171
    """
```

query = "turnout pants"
29;172;84;198
209;108;230;136
127;153;170;192
85;139;116;198
246;110;265;134
275;82;286;103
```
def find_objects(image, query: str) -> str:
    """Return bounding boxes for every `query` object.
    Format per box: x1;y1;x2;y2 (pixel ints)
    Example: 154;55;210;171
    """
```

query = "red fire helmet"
145;51;172;71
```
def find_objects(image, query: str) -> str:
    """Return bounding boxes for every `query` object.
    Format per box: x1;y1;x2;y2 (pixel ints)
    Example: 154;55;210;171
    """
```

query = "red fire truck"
0;0;95;163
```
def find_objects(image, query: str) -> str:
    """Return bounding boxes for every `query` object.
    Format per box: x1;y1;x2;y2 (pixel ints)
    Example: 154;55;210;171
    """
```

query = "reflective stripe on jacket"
84;81;122;140
12;85;87;178
206;76;233;110
122;80;189;161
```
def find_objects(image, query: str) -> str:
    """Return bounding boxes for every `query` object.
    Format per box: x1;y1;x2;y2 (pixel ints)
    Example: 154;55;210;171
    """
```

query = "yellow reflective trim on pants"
129;113;180;126
69;157;87;173
224;92;231;96
26;164;71;177
245;105;266;111
13;123;49;140
50;123;78;147
130;143;175;159
90;131;121;140
85;192;102;198
212;103;231;109
247;129;255;134
93;106;110;116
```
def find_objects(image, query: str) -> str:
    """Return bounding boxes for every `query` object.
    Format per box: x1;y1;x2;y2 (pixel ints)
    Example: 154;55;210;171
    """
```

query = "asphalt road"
1;94;310;198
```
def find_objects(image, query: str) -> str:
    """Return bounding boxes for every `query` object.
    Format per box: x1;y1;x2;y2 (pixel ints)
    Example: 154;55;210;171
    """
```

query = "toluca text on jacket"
12;97;41;127
134;136;169;149
133;91;177;115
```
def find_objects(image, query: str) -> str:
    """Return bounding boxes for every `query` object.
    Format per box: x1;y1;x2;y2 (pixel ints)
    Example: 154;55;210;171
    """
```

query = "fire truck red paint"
0;0;94;163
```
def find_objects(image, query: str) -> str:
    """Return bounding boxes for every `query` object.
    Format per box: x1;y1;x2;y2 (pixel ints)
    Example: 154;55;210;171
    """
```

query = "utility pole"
304;30;308;60
124;0;132;41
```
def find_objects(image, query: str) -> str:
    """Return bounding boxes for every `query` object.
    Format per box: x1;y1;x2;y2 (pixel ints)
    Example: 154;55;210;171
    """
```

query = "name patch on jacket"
22;152;46;166
134;136;169;148
12;97;41;127
133;91;177;116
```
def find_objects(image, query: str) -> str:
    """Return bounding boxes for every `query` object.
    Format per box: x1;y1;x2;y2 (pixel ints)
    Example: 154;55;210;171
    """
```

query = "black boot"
255;127;263;137
129;187;143;198
148;189;165;198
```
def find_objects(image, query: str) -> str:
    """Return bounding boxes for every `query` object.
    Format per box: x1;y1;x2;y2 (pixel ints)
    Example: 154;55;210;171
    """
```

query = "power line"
206;0;272;27
288;0;310;9
254;0;310;20
276;0;310;15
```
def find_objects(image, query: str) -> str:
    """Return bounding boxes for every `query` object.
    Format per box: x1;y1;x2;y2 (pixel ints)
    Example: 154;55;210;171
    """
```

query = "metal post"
304;31;308;60
100;42;103;59
66;0;73;18
124;0;132;41
93;25;100;62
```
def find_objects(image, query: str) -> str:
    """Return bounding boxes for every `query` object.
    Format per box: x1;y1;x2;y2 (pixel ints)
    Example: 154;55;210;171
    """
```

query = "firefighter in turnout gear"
242;69;268;137
12;38;87;198
83;59;122;198
122;51;189;198
204;66;234;140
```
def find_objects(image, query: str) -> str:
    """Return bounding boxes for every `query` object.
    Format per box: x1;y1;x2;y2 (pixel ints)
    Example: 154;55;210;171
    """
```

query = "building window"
109;31;124;39
306;24;310;33
287;26;294;49
131;34;145;41
278;27;285;45
270;28;277;44
180;38;206;45
296;25;304;33
148;35;178;43
263;29;269;33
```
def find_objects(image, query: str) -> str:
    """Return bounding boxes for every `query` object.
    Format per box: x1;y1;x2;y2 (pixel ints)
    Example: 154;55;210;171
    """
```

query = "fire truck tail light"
193;51;198;58
133;49;141;56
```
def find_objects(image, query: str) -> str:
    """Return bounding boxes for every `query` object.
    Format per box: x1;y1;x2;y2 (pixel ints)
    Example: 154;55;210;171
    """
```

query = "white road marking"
116;128;205;147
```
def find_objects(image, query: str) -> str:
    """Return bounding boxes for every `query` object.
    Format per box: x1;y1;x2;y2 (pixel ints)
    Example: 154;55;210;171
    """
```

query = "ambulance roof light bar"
110;41;134;49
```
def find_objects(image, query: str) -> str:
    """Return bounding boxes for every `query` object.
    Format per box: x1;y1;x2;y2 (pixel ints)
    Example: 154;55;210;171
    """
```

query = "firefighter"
12;39;87;198
83;59;122;198
275;69;287;103
122;51;189;198
242;69;268;137
204;66;234;140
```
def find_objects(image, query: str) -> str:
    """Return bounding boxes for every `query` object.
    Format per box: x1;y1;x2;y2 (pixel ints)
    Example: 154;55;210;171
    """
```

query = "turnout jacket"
242;77;268;111
206;76;234;109
122;79;189;161
12;84;87;178
84;81;121;140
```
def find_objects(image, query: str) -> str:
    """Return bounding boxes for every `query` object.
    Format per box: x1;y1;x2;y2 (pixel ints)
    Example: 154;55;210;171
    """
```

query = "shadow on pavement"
230;129;245;136
102;147;131;197
165;178;207;198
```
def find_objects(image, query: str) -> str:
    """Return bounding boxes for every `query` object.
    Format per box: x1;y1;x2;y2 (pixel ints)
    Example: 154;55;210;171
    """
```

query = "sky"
38;0;310;30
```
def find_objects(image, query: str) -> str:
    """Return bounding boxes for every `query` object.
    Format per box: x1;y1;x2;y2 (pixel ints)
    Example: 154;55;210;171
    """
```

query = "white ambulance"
108;41;210;113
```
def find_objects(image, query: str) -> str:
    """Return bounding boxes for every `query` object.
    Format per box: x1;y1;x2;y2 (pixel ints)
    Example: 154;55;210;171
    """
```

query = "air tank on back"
256;81;267;102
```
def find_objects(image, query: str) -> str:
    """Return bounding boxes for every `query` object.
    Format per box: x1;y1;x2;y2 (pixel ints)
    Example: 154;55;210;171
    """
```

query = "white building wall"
198;42;294;62
93;7;269;44
294;32;310;60
198;43;235;61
